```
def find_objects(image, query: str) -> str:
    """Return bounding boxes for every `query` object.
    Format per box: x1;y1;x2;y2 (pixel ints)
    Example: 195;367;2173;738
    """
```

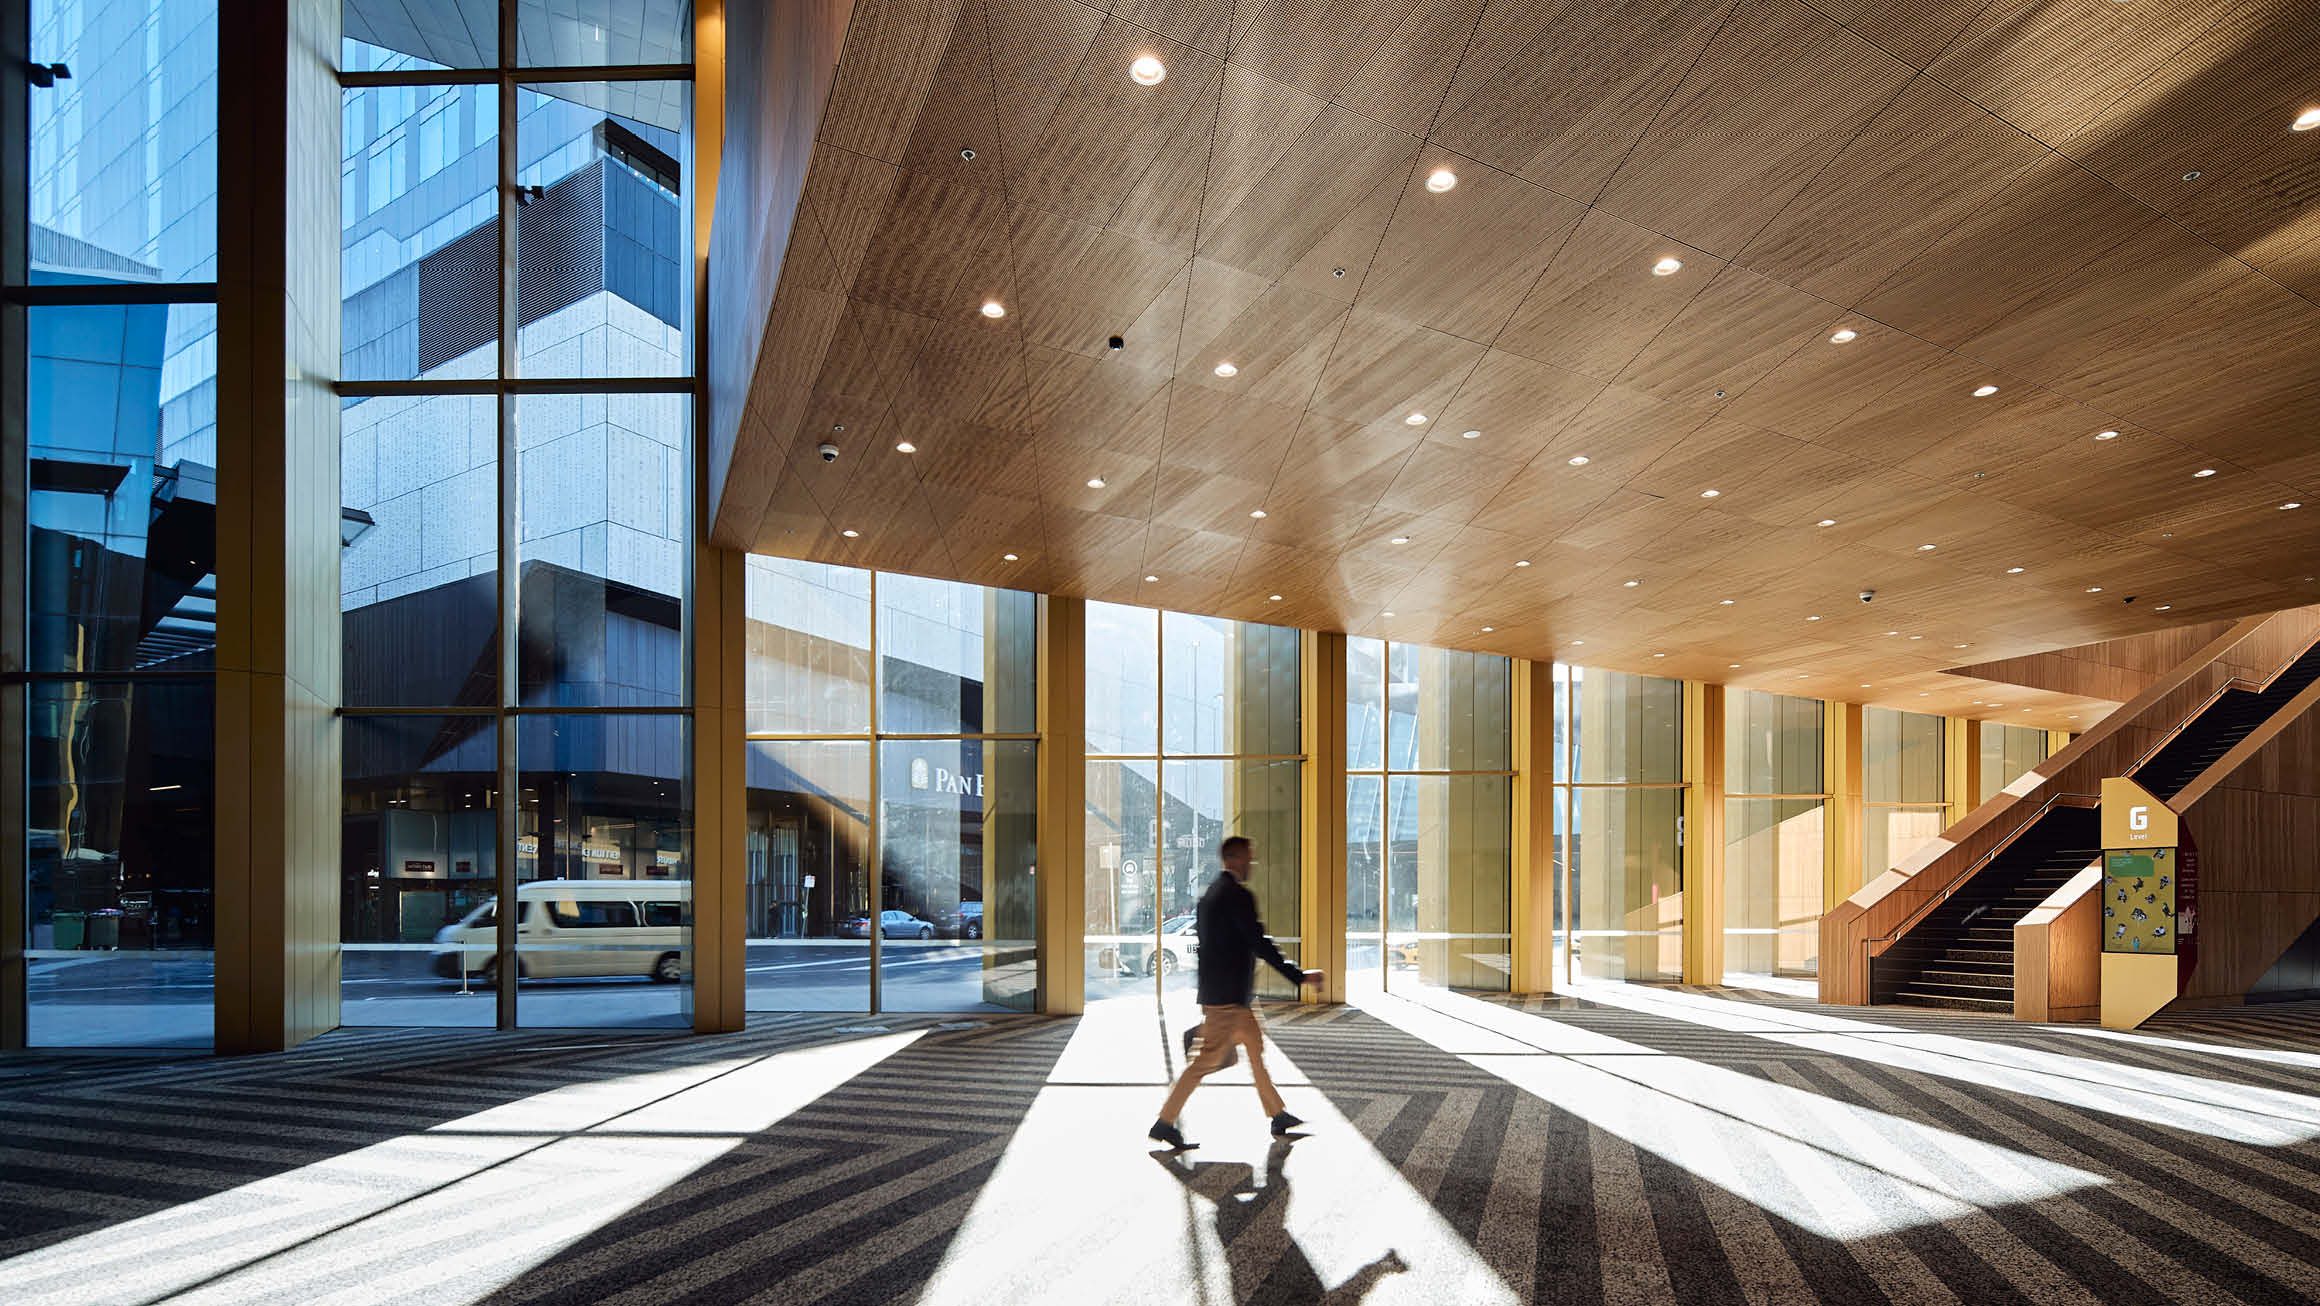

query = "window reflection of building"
741;558;1038;1014
1348;640;1514;993
1084;606;1301;1005
1723;691;1827;984
1553;665;1685;984
1865;707;1948;877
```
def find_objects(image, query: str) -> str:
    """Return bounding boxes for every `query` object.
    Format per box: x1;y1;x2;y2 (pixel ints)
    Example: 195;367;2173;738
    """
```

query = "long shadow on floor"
1153;1138;1409;1305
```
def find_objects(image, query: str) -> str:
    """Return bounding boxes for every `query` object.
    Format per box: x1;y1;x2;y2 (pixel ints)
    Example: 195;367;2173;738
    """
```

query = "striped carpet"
2;991;2319;1304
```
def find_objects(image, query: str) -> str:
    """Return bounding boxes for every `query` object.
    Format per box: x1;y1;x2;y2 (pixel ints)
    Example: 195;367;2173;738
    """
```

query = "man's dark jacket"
1193;871;1306;1006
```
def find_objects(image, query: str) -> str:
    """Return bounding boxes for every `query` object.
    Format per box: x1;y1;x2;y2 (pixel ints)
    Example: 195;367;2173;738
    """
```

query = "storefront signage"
403;860;436;877
908;756;983;797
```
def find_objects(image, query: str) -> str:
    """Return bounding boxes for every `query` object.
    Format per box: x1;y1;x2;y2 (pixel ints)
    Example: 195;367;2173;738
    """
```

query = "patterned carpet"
3;990;2319;1305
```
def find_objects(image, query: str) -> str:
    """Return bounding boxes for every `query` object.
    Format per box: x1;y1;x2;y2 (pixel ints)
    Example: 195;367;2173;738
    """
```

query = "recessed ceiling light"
1425;168;1457;193
1806;615;1821;621
1382;611;1395;618
1654;653;1667;658
1461;429;1481;440
1955;643;1969;649
1144;575;1159;583
1405;412;1427;425
2006;566;2025;573
1917;543;1937;551
1213;361;1237;377
1482;626;1494;632
1249;509;1267;519
895;440;917;453
1622;579;1640;587
1514;559;1530;567
1567;455;1590;466
1087;476;1106;488
1817;519;1836;527
2095;430;2118;441
1002;552;1018;561
1268;594;1283;602
1572;640;1584;646
2296;107;2320;132
1798;674;1810;679
980;300;1006;318
1885;630;1899;636
1700;488;1720;498
841;529;859;538
1972;384;1998;397
1389;535;1411;544
2086;586;2103;593
2194;468;2217;478
1860;683;1872;688
2156;604;2172;611
1829;328;1858;344
1129;55;1166;85
1720;599;1735;605
1728;663;1740;669
1909;634;1923;640
1652;257;1682;276
2283;502;2303;510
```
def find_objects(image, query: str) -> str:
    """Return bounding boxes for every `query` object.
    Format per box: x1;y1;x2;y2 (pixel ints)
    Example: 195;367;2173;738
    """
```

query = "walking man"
1149;836;1323;1149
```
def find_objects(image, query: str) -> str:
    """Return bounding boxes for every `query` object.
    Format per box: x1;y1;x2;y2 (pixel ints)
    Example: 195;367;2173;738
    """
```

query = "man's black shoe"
1270;1111;1306;1137
1149;1119;1193;1150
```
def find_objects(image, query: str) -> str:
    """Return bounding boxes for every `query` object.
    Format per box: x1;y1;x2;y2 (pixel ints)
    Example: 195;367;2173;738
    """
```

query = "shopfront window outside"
1085;605;1302;1010
743;558;1038;1014
335;2;696;1029
1723;690;1825;988
1346;639;1512;993
1555;665;1684;983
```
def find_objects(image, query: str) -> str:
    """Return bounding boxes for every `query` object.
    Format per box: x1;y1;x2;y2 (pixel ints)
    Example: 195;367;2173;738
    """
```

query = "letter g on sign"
2129;805;2149;833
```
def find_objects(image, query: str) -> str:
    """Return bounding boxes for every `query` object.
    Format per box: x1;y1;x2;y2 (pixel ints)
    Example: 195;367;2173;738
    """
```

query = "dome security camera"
817;443;840;463
1858;589;1876;603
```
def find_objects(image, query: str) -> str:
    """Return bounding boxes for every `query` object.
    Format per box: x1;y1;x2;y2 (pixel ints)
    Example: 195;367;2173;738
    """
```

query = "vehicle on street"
940;901;984;939
1147;913;1198;976
432;880;691;983
839;909;937;940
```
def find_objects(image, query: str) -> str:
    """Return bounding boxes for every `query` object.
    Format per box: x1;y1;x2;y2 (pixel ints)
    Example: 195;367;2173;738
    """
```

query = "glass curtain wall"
334;4;696;1029
1865;707;1947;878
11;1;221;1046
1554;665;1684;983
1346;640;1513;993
1085;605;1301;1008
743;558;1039;1014
1979;721;2050;805
1722;691;1825;986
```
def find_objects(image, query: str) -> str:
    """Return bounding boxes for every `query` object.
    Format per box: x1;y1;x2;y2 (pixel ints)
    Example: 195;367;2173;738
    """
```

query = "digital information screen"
2104;847;2178;955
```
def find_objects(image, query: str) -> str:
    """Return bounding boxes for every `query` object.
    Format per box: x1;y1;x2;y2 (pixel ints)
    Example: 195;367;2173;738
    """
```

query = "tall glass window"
1554;665;1684;983
1979;721;2049;805
744;558;1039;1014
335;3;696;1028
1086;606;1302;1008
1723;691;1825;987
1348;639;1513;993
1865;707;1947;877
13;1;221;1046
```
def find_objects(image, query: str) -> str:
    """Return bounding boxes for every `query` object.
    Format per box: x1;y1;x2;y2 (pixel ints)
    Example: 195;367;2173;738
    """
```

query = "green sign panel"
2104;847;2178;954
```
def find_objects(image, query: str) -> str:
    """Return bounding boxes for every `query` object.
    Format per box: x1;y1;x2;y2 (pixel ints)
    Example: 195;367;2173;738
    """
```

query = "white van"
431;880;691;983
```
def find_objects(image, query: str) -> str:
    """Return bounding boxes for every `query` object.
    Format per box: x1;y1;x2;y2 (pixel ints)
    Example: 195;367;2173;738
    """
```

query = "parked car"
838;909;936;940
940;901;984;939
1147;914;1198;976
432;880;691;983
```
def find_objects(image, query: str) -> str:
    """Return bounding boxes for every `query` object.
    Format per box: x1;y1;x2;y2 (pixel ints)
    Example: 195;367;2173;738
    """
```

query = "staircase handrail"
1864;790;2100;967
2124;626;2320;777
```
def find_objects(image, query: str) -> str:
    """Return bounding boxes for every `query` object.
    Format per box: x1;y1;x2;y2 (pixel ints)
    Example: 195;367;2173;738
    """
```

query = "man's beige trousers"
1159;1003;1285;1122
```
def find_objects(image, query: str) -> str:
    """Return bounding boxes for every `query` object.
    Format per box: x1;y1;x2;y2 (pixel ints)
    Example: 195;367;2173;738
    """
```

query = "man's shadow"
1152;1137;1409;1305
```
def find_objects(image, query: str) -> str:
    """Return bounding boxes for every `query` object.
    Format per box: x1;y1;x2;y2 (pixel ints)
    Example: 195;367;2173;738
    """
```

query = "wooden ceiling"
709;0;2320;730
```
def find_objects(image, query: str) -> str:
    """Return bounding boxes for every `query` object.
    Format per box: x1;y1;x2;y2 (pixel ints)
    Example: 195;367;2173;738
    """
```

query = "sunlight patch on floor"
920;997;1515;1306
1560;982;2320;1146
1356;987;2111;1241
0;1032;924;1306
